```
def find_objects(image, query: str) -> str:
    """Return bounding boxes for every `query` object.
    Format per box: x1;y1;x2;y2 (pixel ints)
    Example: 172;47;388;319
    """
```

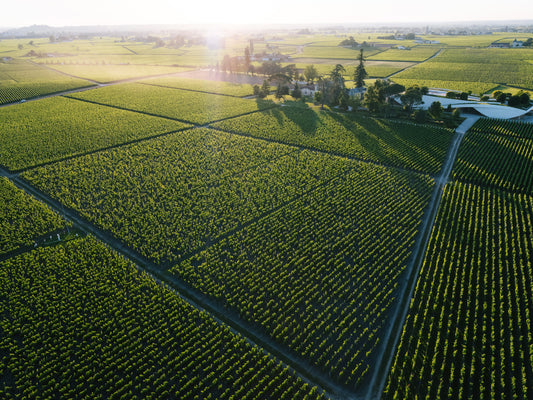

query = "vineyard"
0;236;327;399
140;76;257;97
0;96;188;171
392;48;533;94
173;164;434;389
0;177;65;255
383;182;533;400
23;128;358;265
0;59;94;104
67;83;273;124
42;64;190;83
211;106;453;174
452;118;533;194
367;47;440;62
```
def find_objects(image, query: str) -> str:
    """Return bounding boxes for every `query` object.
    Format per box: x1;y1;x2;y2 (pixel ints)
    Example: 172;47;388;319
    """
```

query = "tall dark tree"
354;49;367;88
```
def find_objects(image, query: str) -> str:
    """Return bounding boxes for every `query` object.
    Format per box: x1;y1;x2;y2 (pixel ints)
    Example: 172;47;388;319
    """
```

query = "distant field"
0;59;93;104
288;60;413;78
141;76;256;96
43;64;190;83
367;46;440;62
392;48;533;93
299;45;381;59
0;96;187;171
391;78;497;95
67;83;273;124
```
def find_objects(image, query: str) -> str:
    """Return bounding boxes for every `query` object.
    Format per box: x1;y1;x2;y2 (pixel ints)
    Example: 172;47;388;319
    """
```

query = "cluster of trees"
338;36;369;48
492;90;531;107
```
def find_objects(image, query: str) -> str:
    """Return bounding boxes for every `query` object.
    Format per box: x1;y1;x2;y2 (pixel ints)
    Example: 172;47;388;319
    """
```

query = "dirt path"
364;115;479;400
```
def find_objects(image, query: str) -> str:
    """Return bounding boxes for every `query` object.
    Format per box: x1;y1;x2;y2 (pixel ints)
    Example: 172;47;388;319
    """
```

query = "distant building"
300;84;317;97
511;38;523;47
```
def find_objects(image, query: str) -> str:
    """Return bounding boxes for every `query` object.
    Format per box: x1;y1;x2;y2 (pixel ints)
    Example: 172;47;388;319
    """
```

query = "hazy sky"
2;0;533;28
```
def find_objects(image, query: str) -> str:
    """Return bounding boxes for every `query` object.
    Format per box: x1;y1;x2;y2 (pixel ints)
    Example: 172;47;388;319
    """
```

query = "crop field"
141;76;256;96
0;59;94;104
0;236;327;399
383;117;533;400
367;46;440;62
211;106;454;175
0;177;65;255
67;83;273;124
383;182;533;400
23;129;359;264
35;54;187;66
173;165;434;389
391;78;497;96
392;48;533;93
0;96;188;171
42;64;190;83
452;119;533;194
299;45;381;59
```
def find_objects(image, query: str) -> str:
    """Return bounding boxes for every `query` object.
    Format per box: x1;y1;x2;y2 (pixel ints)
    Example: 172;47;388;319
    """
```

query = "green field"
211;106;453;175
367;47;440;62
23;129;357;264
0;59;94;104
0;96;188;171
452;118;533;194
0;236;327;399
0;177;65;255
383;117;533;400
141;76;256;96
392;48;533;93
43;64;190;83
67;83;273;124
383;182;533;400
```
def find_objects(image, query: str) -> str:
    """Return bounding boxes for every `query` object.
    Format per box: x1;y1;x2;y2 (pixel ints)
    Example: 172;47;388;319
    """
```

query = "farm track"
364;115;479;400
0;167;355;400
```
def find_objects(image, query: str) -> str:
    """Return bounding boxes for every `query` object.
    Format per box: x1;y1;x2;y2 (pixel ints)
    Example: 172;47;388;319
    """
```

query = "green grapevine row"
452;125;533;194
0;60;92;104
211;107;453;175
0;177;65;254
141;76;256;97
23;128;355;265
173;164;434;389
383;182;533;400
0;96;187;171
67;83;273;125
0;236;328;400
468;118;533;139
